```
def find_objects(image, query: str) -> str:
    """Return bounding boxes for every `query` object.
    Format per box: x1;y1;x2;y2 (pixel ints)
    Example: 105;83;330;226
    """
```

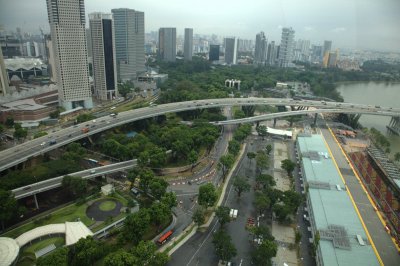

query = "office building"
327;50;339;67
46;0;93;110
266;41;277;66
0;49;9;96
112;8;145;81
323;40;332;59
184;28;193;61
224;37;237;64
254;32;268;65
89;13;118;101
0;35;22;58
209;44;220;61
297;134;379;266
278;27;295;68
158;28;176;62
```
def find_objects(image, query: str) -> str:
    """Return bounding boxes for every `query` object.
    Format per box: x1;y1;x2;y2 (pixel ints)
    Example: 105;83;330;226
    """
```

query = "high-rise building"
224;37;237;64
46;0;93;110
89;13;118;101
327;50;339;68
184;28;193;61
266;41;276;66
209;44;220;61
158;28;176;62
254;32;268;65
278;27;295;68
323;40;332;58
112;8;145;81
0;49;9;96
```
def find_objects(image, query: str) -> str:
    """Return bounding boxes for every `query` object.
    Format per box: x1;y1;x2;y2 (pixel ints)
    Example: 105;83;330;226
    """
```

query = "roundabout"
86;199;122;221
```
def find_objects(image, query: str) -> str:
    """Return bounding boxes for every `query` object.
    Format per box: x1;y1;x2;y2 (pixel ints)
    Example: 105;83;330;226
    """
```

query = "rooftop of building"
297;134;379;266
4;57;46;71
1;98;47;111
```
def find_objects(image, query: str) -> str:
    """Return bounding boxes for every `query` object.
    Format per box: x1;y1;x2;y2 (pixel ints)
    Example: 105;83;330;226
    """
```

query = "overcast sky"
1;0;399;51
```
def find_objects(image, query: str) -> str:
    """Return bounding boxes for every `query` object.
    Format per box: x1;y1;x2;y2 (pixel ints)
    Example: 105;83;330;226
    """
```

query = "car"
68;134;72;137
40;142;46;146
73;125;78;128
92;119;96;123
90;169;96;174
23;186;32;191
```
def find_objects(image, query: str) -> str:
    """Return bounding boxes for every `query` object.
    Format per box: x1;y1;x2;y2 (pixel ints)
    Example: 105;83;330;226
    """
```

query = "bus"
157;230;173;245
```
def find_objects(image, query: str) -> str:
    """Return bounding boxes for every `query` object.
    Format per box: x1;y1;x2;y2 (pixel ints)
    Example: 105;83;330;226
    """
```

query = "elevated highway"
1;97;399;172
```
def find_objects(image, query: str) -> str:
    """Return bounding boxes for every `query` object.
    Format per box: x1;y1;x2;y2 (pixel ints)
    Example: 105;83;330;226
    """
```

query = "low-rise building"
296;133;380;265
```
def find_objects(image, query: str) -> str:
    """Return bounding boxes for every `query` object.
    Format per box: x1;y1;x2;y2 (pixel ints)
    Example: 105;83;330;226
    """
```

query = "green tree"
118;82;132;97
150;202;171;226
104;250;136;266
132;241;169;266
256;174;275;189
220;153;235;179
121;208;151;244
234;109;246;119
0;189;19;229
138;168;155;194
34;131;48;139
76;113;95;123
233;176;251;197
272;203;292;223
5;117;14;127
192;207;206;226
254;192;271;215
212;230;237;263
149;178;169;200
161;192;178;209
265;144;272;155
188;150;198;171
247;151;256;165
251;239;278;266
215;206;231;227
13;126;28;140
37;247;68;266
198;183;217;207
256;150;269;174
148;146;167;167
228;140;241;156
247;225;274;241
68;236;105;266
281;159;296;176
49;110;60;119
0;124;4;134
62;175;87;198
256;125;267;140
394;152;400;162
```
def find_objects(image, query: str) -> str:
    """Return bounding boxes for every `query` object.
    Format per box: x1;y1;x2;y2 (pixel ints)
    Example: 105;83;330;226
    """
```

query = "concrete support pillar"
273;118;277;127
33;194;39;209
313;113;318;127
256;121;260;127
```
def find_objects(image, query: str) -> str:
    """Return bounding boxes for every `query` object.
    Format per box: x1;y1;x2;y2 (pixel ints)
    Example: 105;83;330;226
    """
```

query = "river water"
336;81;400;155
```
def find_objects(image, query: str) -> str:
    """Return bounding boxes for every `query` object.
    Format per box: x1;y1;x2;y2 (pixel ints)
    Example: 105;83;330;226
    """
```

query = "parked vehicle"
157;230;173;245
81;127;89;133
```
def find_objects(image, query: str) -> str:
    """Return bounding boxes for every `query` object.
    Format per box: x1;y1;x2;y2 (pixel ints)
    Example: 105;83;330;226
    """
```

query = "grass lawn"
3;202;95;239
24;236;65;254
3;192;130;239
99;200;117;211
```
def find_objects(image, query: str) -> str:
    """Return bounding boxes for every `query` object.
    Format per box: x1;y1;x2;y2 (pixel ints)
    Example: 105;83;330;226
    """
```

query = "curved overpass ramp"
0;97;399;172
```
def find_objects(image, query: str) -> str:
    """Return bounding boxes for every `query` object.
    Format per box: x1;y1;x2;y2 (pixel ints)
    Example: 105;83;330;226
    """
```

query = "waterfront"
336;81;400;155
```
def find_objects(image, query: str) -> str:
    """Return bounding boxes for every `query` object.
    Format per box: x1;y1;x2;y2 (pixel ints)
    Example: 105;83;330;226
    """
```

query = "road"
168;135;267;266
1;97;398;172
320;127;400;266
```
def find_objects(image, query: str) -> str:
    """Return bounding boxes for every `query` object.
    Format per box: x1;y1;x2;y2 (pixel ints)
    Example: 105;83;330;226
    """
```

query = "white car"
40;142;46;146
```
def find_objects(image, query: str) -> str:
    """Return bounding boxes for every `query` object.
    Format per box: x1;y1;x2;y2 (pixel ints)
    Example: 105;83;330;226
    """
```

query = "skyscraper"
0;49;9;96
266;41;276;66
209;44;220;61
158;28;176;62
184;28;193;61
89;13;118;101
254;32;268;65
112;8;145;81
224;37;237;64
46;0;93;110
278;27;295;68
323;40;332;58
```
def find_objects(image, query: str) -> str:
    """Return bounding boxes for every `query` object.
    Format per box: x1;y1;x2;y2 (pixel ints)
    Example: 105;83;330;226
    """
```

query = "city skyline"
0;0;399;52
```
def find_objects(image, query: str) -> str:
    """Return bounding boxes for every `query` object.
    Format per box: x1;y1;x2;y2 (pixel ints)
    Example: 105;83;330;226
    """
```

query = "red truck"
81;127;89;133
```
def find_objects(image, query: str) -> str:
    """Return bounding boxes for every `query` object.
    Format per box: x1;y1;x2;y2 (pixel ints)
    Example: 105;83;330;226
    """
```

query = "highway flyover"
0;97;399;172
